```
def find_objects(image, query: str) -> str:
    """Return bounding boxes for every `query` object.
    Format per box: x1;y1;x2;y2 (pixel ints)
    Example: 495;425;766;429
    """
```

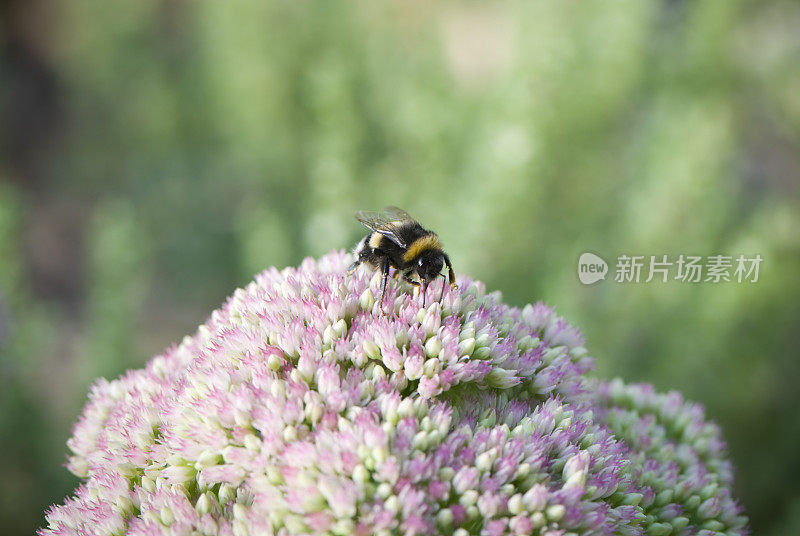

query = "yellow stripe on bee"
369;233;383;249
403;234;442;262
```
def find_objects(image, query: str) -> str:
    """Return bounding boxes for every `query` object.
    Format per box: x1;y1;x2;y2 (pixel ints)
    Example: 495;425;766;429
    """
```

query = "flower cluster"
41;251;748;536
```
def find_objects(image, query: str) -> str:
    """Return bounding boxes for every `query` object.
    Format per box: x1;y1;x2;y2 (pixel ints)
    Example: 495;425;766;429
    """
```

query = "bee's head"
417;251;444;282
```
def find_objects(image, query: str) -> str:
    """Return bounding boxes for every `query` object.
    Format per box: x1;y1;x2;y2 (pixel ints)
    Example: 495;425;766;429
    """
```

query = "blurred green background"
2;0;799;534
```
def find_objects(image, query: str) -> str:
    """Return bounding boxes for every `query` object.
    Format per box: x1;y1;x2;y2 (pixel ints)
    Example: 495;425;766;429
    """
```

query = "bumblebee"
349;206;457;306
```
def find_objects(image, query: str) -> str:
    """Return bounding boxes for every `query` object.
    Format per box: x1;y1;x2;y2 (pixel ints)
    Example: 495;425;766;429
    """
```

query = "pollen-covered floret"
40;250;748;536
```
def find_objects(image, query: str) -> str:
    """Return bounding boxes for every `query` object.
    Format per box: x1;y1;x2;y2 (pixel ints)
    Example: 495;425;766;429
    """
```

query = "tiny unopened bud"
363;341;381;360
460;490;479;507
546;504;566;521
425;336;442;358
423;358;441;377
196;493;212;514
457;337;475;357
436;508;453;528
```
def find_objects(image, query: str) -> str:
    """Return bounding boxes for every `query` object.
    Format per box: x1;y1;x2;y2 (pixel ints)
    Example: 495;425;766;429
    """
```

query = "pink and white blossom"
41;251;747;536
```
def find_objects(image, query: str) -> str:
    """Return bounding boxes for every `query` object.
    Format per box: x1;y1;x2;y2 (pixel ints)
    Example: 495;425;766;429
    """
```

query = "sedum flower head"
41;251;748;536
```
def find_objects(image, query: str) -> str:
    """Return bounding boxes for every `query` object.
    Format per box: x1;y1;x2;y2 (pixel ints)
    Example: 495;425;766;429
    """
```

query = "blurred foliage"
1;0;799;535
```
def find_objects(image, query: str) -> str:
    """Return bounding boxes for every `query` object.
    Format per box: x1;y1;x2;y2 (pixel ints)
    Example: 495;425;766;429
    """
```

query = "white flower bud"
267;353;283;371
363;341;381;360
289;368;302;384
384;495;399;513
160;506;174;526
372;365;387;382
413;431;428;450
398;398;414;418
530;512;545;528
218;484;235;504
323;325;337;344
476;451;494;473
376;482;392;499
508;494;523;514
486;368;519;389
424;336;442;358
282;425;298;442
523;484;548;512
332;319;348;338
243;434;260;450
141;476;155;492
196;493;212;514
457;337;475;356
270;379;287;398
404;356;424;381
459;490;479;506
564;470;586;489
436;508;453;527
423;358;441;377
352;464;368;484
360;288;376;310
515;462;530;479
421;304;442;335
546;504;566;521
195;450;222;470
563;451;590;480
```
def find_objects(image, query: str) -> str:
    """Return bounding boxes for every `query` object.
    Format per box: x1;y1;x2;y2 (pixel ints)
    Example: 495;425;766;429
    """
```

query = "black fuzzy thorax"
360;222;432;271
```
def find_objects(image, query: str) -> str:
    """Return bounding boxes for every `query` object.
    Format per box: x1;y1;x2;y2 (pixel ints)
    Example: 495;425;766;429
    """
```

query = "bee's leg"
421;279;429;308
396;271;419;302
400;271;420;286
444;254;458;289
378;257;391;305
438;273;447;303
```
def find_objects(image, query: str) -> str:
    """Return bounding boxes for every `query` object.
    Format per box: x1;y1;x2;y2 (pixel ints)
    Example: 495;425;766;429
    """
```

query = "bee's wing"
354;207;416;248
382;206;415;221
